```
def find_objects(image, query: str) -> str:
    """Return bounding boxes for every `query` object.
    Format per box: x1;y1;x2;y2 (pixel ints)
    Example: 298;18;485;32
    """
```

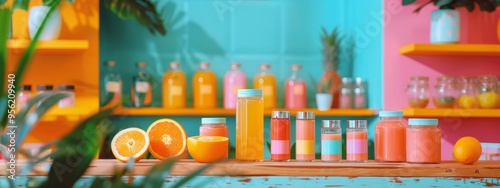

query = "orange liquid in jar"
406;119;441;163
193;71;217;108
375;117;407;162
236;95;264;161
253;74;277;109
163;70;186;108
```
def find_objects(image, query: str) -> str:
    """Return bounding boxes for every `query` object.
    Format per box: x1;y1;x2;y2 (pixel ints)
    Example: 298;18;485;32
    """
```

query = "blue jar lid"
408;118;438;126
237;89;262;97
379;111;403;117
202;118;226;124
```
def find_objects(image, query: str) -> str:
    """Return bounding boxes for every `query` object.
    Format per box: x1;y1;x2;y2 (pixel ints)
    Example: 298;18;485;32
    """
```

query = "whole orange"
188;136;228;163
453;136;482;165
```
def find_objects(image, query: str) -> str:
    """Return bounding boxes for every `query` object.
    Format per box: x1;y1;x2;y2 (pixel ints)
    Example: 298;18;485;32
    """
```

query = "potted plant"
403;0;499;43
318;27;342;109
314;75;334;111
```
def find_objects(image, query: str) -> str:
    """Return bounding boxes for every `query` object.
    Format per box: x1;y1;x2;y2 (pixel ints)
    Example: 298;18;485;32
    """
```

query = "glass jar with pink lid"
199;118;228;138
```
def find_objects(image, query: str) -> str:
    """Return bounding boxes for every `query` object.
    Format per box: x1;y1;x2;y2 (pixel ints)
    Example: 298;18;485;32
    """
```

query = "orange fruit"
147;119;187;161
111;128;150;163
188;136;228;163
453;136;482;165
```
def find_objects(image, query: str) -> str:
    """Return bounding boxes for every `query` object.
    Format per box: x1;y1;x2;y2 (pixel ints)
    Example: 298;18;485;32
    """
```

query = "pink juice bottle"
224;62;247;109
285;64;307;109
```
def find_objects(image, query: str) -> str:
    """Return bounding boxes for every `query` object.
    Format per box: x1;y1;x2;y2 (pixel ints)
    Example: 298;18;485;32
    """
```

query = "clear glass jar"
353;78;366;109
200;118;228;137
433;76;457;108
17;85;32;111
477;75;500;109
236;89;264;161
321;120;342;162
375;111;407;162
346;120;368;162
406;76;430;108
406;118;441;164
271;111;291;162
37;84;53;107
339;78;353;109
132;62;152;107
296;111;315;162
457;76;479;109
57;85;75;108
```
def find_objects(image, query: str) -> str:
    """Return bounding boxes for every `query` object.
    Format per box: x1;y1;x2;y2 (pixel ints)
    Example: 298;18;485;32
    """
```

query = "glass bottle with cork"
285;64;307;109
131;62;152;107
163;61;186;108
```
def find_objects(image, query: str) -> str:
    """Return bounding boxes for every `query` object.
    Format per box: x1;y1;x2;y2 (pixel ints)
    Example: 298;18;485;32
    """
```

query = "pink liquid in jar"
224;63;247;109
285;81;307;109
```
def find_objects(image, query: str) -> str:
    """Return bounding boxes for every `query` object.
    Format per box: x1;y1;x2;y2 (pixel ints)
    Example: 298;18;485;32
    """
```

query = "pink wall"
383;0;500;159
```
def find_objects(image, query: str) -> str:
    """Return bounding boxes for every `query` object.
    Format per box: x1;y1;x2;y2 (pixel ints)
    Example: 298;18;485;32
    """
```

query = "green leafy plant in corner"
402;0;500;13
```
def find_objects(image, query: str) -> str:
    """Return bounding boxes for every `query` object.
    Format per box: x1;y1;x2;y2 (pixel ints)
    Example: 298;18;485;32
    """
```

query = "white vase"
28;5;61;41
316;93;333;111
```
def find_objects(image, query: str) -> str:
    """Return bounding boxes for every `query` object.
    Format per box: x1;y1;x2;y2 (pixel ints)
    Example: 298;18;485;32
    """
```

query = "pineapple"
319;27;343;108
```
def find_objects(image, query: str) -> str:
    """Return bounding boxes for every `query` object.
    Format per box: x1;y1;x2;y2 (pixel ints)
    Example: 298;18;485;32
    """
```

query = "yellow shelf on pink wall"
7;39;89;54
402;108;500;118
399;43;500;56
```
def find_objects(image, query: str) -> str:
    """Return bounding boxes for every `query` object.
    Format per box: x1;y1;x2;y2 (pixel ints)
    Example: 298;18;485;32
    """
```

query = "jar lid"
347;120;367;128
230;62;241;69
37;84;53;91
260;63;270;70
323;120;341;128
237;89;262;97
106;60;116;67
272;111;290;118
297;111;315;119
408;118;438;126
170;61;180;69
202;118;226;124
58;85;75;91
379;111;403;117
22;85;32;91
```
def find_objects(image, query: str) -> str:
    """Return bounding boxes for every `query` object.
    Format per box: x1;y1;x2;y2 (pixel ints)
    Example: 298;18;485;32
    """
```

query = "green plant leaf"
89;177;110;188
290;142;296;159
0;7;10;129
13;0;30;10
139;156;179;187
170;162;215;188
0;0;6;5
413;0;434;13
434;0;452;6
402;0;418;5
266;140;271;152
44;106;115;188
104;0;167;35
110;157;135;184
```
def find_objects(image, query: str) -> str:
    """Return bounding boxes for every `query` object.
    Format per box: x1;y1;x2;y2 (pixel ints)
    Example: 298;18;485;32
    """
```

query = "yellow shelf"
7;39;89;54
399;43;500;56
41;97;99;121
112;108;378;117
402;108;500;118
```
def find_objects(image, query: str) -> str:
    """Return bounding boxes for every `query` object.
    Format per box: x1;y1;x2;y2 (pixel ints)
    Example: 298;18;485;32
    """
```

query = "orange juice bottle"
253;63;277;109
236;89;264;161
193;62;217;108
163;62;186;108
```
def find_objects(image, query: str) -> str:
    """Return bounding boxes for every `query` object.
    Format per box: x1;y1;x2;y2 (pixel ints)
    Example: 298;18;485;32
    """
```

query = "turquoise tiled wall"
99;0;383;159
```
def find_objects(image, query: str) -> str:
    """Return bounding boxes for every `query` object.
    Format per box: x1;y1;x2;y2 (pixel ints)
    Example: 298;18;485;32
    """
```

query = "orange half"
111;127;150;163
147;118;187;161
188;136;228;163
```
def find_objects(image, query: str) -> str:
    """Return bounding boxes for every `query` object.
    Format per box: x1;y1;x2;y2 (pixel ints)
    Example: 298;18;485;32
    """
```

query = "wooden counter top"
3;159;500;178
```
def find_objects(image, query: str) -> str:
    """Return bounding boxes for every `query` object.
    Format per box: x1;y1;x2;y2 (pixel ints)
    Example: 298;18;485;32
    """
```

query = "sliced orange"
454;136;482;165
188;136;228;163
111;128;149;163
147;118;187;161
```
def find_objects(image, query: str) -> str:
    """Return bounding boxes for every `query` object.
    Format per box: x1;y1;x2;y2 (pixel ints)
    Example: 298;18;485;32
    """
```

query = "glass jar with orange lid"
477;75;500;109
457;76;479;109
375;111;407;162
433;76;457;108
406;76;430;108
193;62;217;108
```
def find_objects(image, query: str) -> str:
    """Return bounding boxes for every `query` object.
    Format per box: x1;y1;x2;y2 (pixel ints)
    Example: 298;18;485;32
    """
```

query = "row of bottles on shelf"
406;75;500;109
18;84;75;108
101;61;368;109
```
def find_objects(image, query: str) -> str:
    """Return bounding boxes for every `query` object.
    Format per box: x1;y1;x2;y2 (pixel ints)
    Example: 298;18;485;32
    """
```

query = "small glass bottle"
131;62;152;107
406;76;430;108
406;118;441;164
253;63;277;109
102;60;122;106
193;62;217;108
57;85;75;108
477;75;500;109
200;118;228;137
321;120;342;162
375;111;407;162
353;77;366;109
37;84;53;106
236;89;264;161
433;76;457;108
271;111;291;162
163;61;186;108
17;85;32;111
224;62;247;109
296;111;315;162
457;76;479;109
285;64;307;109
346;120;368;162
339;78;353;109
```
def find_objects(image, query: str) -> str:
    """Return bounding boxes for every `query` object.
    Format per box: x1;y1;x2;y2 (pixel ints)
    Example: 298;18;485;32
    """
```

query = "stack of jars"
405;75;500;109
338;77;367;109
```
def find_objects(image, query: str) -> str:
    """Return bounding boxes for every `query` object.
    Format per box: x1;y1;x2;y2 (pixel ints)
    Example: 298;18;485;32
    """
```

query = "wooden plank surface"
3;159;500;178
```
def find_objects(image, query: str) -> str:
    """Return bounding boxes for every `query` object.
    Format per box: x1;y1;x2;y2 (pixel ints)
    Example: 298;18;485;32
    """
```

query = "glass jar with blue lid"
406;118;441;164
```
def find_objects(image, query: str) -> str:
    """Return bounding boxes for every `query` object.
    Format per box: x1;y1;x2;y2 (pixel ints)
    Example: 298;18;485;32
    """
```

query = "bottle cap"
272;111;290;118
37;84;53;91
22;85;32;91
200;62;210;69
379;111;403;117
230;62;241;69
410;76;429;81
237;89;262;97
355;77;364;85
323;120;341;128
260;63;270;70
106;60;116;67
58;85;75;91
202;118;226;124
347;120;367;128
170;61;180;69
297;111;315;120
408;118;438;126
342;77;352;84
137;62;147;68
291;64;301;71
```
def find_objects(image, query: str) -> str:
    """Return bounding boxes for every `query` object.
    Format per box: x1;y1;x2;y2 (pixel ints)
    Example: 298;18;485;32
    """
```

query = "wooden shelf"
5;159;500;178
112;108;378;117
7;39;89;54
399;43;500;56
41;97;99;121
402;108;500;118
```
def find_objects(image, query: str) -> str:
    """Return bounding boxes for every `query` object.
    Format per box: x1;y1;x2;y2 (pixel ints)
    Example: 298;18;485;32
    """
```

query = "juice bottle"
163;61;186;108
375;111;407;162
253;63;277;109
102;60;122;106
296;111;315;161
271;111;291;162
131;62;152;107
236;89;264;161
346;120;368;162
193;62;217;108
285;64;307;109
224;62;247;109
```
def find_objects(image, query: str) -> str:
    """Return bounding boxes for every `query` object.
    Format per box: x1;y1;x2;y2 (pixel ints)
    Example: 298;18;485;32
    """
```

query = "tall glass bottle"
253;63;277;109
285;64;307;109
353;77;367;109
131;62;152;107
339;78;353;109
163;61;186;108
236;89;264;161
102;60;122;106
224;62;247;109
193;62;217;108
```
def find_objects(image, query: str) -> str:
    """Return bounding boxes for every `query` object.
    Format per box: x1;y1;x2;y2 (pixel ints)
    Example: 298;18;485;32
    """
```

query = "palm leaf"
104;0;166;35
170;162;215;188
0;7;10;130
139;156;179;187
13;0;30;10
